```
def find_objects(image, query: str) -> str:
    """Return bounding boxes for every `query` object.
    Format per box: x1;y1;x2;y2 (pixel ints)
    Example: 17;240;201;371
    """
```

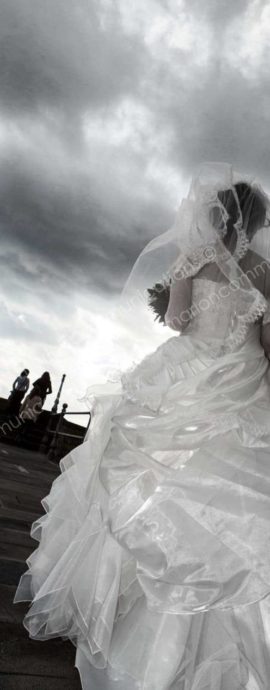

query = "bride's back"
183;249;270;353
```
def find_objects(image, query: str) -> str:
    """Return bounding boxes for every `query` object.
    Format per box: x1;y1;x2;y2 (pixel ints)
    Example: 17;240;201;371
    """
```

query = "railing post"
39;412;55;454
51;374;66;414
48;403;68;462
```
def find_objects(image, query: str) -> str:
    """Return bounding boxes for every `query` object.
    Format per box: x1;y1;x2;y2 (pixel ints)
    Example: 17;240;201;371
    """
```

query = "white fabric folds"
15;278;270;689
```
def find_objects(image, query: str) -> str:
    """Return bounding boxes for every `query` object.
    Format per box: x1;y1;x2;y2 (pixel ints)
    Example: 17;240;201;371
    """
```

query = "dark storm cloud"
142;0;270;185
0;0;172;301
0;153;171;300
1;0;270;312
155;62;270;181
0;0;145;115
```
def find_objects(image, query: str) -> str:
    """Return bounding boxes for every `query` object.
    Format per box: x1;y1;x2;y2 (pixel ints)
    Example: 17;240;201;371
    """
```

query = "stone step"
0;491;44;515
0;527;35;550
0;456;57;478
0;631;81;683
0;475;53;497
0;506;40;528
0;673;81;689
0;587;80;683
0;541;32;562
0;559;27;586
0;451;59;479
0;515;35;533
0;585;28;624
0;443;81;687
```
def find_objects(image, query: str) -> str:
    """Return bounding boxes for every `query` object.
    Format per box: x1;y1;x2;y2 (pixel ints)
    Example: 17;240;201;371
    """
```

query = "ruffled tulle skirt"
15;327;270;689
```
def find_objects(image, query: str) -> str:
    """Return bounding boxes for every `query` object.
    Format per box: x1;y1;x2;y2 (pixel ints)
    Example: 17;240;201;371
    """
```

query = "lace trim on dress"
225;290;267;352
172;242;228;279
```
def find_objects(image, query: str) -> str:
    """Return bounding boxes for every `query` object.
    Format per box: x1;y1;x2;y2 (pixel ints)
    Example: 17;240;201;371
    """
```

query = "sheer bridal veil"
120;162;270;353
84;162;270;407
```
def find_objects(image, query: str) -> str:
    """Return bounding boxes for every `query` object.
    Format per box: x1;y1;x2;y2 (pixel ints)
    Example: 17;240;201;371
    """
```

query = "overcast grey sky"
1;0;270;410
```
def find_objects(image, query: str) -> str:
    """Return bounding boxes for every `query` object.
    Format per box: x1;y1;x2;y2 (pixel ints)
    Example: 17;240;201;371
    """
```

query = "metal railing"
40;403;91;461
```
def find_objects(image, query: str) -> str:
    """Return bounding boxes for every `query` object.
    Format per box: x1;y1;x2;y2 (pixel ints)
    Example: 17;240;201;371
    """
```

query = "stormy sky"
1;0;270;412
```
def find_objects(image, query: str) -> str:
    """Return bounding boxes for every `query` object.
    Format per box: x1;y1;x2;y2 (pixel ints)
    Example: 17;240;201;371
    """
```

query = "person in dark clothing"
31;372;52;405
20;385;43;422
6;369;30;415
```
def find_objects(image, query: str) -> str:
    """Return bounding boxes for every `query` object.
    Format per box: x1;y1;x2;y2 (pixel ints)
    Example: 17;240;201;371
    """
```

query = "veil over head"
118;162;270;358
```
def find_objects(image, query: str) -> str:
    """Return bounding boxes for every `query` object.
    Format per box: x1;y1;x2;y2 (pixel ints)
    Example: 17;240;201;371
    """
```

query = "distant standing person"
6;369;30;415
31;371;52;405
19;385;43;424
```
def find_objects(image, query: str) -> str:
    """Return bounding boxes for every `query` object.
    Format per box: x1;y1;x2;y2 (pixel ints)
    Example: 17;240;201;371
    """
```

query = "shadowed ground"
0;443;81;689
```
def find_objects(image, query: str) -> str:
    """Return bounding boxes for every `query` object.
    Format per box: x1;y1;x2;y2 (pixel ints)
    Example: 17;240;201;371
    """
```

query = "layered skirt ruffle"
15;328;270;689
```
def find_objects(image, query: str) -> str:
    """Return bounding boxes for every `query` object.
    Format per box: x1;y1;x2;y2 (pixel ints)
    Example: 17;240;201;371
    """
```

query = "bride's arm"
164;275;192;331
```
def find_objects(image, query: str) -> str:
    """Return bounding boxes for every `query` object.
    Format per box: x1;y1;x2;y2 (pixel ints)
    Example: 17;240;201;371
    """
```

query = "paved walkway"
0;443;81;689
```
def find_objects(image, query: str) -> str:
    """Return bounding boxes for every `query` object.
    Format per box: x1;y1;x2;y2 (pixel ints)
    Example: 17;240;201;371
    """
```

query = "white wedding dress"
15;276;270;690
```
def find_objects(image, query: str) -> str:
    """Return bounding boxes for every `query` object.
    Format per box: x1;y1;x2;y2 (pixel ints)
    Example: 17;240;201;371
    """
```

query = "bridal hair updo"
148;181;268;324
217;182;267;242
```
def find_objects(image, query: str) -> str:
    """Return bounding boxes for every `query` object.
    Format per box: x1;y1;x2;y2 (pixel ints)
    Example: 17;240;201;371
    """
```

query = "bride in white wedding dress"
15;163;270;689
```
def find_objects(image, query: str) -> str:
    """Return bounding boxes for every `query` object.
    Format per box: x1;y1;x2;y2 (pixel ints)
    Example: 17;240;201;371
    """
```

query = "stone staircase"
0;444;81;689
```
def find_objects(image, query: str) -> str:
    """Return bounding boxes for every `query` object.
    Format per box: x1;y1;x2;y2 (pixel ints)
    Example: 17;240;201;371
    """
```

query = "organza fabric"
14;163;270;689
15;275;270;689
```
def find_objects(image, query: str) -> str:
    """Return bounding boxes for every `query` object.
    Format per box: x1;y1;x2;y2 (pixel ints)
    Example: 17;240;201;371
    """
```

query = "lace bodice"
185;278;259;348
